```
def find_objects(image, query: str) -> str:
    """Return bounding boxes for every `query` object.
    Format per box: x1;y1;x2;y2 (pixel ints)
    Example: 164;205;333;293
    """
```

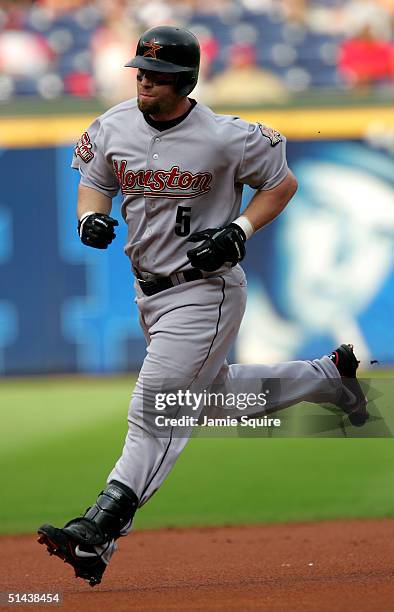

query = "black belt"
137;269;203;296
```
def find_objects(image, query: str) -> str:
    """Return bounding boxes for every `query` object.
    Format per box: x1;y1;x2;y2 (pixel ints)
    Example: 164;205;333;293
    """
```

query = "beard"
137;93;176;117
137;96;161;115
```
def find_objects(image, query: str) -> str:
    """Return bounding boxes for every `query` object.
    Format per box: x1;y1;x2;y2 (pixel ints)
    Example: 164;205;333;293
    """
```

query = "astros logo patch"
143;39;163;59
258;123;282;147
75;132;94;163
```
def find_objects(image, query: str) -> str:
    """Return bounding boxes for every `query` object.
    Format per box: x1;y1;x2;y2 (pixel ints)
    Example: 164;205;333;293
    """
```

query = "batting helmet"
125;26;200;96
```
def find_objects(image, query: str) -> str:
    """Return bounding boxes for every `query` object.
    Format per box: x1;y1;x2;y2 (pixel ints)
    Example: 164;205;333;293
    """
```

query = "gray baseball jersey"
72;98;288;276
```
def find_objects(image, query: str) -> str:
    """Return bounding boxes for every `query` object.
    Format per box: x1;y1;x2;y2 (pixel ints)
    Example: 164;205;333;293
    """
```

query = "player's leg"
38;267;247;584
209;345;367;424
37;305;155;585
108;267;247;504
211;356;340;411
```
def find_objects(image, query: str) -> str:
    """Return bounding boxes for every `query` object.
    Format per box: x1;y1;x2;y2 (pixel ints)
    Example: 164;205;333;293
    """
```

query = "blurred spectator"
183;0;238;17
0;29;54;77
204;42;289;106
240;0;273;13
132;0;177;29
64;70;94;96
0;0;32;29
189;26;219;101
342;0;392;40
91;1;137;102
338;23;394;88
36;0;89;15
280;0;308;26
376;0;394;12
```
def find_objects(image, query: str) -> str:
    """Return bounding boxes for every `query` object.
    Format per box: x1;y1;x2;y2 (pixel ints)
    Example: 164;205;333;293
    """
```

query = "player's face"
136;69;179;117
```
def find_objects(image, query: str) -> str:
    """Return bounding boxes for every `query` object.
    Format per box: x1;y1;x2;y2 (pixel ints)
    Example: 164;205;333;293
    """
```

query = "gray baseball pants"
107;266;341;507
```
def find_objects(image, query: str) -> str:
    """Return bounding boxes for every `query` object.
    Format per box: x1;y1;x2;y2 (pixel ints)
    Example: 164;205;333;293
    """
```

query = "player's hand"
78;212;119;249
186;223;246;272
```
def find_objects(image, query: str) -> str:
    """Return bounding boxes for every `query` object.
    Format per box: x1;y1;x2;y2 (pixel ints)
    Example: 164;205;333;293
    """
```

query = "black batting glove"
186;223;246;272
78;212;119;249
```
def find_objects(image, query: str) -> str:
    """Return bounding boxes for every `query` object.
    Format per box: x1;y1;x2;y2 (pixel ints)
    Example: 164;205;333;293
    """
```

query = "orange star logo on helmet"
142;39;163;59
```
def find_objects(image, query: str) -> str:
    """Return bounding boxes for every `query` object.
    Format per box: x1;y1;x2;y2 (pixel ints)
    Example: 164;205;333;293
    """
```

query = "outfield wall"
0;107;393;374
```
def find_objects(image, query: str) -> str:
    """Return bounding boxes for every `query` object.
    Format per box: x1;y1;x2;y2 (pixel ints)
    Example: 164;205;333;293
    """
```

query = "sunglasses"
137;70;176;86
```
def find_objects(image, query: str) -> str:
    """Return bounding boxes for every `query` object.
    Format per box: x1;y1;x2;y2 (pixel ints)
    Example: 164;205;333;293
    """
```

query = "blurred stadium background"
0;0;393;534
0;0;393;106
0;0;393;375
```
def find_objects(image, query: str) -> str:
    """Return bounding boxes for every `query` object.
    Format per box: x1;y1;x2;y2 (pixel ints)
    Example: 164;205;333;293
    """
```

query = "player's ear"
173;74;182;95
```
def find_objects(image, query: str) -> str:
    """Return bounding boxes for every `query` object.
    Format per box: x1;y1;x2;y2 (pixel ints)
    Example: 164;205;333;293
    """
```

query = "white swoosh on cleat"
75;545;98;558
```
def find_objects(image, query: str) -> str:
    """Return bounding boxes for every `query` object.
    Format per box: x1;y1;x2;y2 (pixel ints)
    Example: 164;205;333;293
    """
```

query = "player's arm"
77;183;118;250
73;119;120;250
77;183;112;219
238;169;298;233
187;124;297;272
186;172;298;273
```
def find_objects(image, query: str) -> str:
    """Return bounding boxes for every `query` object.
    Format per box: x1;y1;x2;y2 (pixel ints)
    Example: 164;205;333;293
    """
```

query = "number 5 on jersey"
175;206;191;237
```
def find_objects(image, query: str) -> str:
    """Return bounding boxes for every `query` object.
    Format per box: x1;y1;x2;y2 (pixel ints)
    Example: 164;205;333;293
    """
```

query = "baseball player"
37;26;368;587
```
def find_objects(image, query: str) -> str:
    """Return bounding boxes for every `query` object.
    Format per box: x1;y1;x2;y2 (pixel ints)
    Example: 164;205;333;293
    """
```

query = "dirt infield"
1;519;394;611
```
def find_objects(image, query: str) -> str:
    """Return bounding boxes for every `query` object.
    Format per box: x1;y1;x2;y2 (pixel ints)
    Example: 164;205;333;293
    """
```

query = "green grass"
1;374;393;535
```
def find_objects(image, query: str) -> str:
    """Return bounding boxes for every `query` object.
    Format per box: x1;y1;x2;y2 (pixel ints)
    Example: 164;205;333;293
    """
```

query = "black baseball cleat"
329;343;369;426
37;523;107;587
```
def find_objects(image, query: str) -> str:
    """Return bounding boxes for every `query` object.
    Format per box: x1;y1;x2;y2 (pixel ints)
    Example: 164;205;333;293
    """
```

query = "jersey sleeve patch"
75;131;94;163
258;123;283;147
